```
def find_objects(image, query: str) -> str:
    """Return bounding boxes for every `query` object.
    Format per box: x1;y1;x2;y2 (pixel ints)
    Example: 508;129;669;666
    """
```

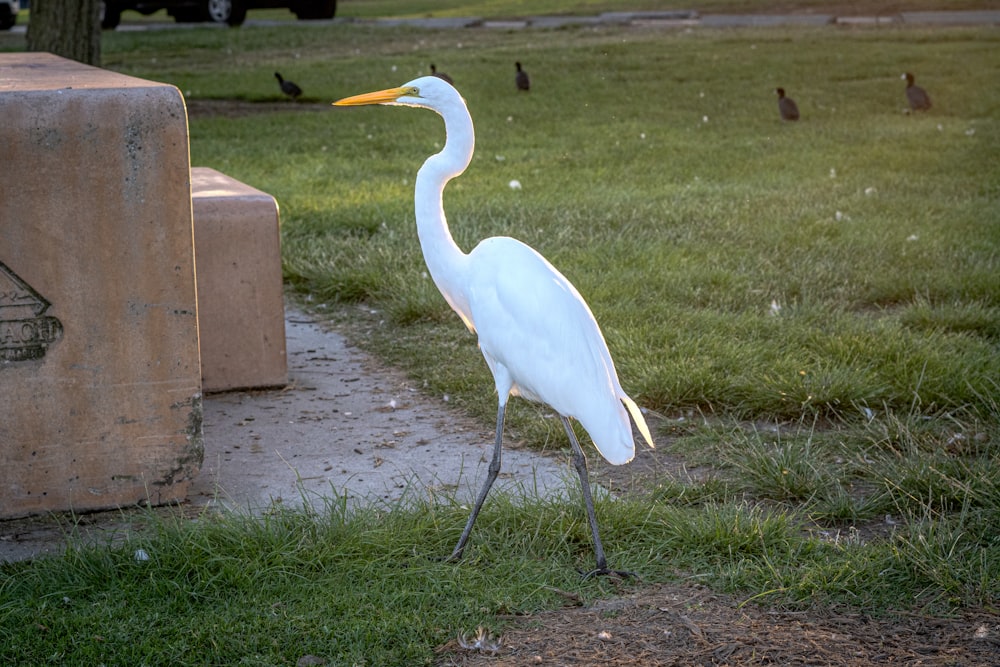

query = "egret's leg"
448;401;506;562
562;417;634;579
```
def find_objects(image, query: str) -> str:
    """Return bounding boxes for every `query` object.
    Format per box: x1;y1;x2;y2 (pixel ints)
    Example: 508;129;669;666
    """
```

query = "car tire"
294;0;336;20
100;2;122;30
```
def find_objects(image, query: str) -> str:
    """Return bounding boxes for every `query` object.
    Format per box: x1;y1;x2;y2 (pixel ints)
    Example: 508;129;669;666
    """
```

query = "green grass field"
1;7;998;665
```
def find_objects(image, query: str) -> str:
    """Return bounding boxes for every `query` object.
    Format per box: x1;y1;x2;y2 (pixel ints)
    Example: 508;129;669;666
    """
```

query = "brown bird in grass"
515;61;530;92
275;72;302;100
902;72;932;112
775;87;799;121
430;64;454;85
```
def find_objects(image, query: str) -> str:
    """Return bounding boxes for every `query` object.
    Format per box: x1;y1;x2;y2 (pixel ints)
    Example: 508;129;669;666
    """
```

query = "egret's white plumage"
334;76;653;575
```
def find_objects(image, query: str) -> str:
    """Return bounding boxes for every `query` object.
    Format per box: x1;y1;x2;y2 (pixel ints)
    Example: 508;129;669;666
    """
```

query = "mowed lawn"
0;9;998;666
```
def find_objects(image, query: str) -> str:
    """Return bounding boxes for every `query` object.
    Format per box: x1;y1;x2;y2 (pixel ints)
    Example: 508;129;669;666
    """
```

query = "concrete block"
0;53;203;519
191;167;287;392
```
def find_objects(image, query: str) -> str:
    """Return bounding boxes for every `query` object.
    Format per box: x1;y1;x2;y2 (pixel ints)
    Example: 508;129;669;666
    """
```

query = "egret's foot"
579;566;637;581
427;547;465;565
441;547;466;564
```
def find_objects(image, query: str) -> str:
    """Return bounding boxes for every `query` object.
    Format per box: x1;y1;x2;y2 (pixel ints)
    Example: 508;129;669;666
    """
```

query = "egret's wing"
468;238;608;400
466;237;636;464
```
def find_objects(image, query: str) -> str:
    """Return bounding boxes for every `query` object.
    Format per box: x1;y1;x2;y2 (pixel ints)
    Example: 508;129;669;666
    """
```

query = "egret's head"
334;76;460;111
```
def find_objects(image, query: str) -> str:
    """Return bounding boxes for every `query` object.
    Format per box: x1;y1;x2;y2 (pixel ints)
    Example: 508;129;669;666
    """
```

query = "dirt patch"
439;581;1000;666
432;421;997;666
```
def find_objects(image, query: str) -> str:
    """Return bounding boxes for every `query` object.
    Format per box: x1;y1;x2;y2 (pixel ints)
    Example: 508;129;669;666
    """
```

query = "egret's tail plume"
622;395;654;450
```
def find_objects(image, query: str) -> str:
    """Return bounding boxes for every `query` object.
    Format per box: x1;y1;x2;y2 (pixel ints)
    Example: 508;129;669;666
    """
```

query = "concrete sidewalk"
0;306;572;562
193;306;570;511
351;9;1000;30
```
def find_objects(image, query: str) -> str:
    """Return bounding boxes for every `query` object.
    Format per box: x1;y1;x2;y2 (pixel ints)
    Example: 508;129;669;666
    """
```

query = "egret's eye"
404;86;420;96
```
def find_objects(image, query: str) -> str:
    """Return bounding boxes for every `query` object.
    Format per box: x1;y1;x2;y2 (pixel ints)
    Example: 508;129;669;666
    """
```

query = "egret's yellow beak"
333;86;414;107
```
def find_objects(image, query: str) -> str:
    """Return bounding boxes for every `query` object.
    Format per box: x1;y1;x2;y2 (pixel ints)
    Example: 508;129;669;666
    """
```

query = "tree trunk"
26;0;102;67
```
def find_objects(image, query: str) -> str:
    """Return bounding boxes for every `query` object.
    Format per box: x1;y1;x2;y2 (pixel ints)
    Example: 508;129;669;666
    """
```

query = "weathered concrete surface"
0;53;202;518
192;167;287;392
190;306;569;512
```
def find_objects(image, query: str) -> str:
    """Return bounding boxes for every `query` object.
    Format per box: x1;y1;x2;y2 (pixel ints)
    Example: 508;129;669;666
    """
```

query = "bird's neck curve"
414;101;476;326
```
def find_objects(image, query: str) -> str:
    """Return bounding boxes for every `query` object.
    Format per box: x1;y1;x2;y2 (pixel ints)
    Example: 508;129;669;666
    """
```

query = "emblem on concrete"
0;260;63;363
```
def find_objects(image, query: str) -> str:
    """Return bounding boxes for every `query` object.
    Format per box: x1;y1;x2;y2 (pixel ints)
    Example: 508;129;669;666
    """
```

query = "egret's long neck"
414;102;475;326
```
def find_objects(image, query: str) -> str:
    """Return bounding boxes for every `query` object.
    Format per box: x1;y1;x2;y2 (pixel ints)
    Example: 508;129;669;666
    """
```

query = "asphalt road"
5;8;999;35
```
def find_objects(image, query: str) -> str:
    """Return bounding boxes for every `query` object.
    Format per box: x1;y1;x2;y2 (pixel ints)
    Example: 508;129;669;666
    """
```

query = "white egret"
775;87;799;121
334;76;654;576
902;72;932;112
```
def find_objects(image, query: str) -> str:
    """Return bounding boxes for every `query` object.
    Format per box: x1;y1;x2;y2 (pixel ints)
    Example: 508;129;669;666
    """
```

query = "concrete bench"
0;53;202;519
191;167;287;393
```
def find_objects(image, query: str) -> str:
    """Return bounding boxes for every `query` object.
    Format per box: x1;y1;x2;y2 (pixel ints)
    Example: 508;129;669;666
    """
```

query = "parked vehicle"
0;0;19;31
101;0;336;29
